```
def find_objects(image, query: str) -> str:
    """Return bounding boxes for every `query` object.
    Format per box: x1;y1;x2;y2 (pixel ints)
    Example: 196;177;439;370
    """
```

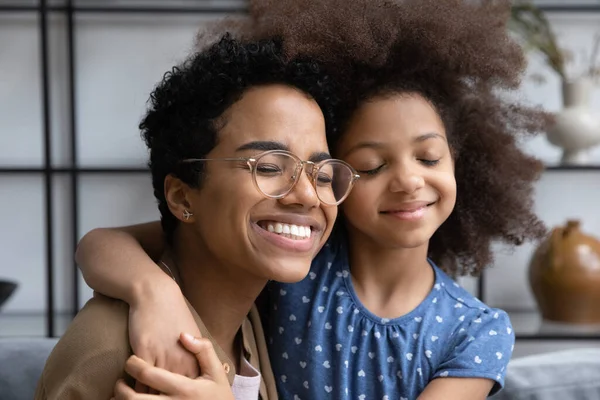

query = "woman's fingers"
124;355;187;394
121;337;231;399
179;333;229;385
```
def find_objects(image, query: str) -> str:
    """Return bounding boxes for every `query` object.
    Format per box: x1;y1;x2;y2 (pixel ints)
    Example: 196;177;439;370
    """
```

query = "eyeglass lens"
253;152;353;205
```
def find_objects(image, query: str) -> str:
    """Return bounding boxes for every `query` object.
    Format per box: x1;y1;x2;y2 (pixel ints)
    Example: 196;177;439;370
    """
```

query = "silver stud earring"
183;210;193;220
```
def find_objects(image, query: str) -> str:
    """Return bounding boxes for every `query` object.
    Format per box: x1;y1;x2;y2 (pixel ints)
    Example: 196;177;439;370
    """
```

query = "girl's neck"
346;227;435;319
166;237;267;367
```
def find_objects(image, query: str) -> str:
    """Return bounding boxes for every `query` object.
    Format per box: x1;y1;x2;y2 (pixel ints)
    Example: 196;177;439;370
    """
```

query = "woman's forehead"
215;85;329;155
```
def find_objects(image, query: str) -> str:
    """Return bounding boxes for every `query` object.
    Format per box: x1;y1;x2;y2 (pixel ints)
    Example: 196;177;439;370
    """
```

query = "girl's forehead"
343;96;445;139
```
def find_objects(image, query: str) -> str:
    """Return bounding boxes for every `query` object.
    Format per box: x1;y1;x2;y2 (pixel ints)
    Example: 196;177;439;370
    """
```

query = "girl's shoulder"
432;262;488;310
428;262;514;337
424;262;515;394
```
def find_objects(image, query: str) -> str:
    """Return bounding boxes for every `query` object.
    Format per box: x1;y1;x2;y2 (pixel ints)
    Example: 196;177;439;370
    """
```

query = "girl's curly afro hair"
213;0;549;276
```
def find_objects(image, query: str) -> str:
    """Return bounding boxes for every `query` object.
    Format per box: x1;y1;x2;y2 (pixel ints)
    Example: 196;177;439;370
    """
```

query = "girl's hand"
113;333;234;400
128;281;201;392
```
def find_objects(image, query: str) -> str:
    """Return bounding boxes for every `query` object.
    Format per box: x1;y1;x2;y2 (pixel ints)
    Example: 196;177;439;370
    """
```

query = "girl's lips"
383;206;427;221
381;202;435;221
251;222;317;252
382;201;435;213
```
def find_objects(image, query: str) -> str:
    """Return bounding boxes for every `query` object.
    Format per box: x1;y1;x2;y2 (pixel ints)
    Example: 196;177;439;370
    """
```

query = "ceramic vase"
546;77;600;164
529;220;600;324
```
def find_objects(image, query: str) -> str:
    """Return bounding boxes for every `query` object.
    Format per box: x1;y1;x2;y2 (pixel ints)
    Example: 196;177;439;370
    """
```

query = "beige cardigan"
34;293;277;400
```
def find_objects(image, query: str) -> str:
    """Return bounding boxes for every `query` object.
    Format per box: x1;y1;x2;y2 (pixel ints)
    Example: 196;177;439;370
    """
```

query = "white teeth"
260;221;312;240
290;225;299;236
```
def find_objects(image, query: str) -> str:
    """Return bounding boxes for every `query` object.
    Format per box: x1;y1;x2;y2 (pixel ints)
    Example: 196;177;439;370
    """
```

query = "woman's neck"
346;226;435;319
165;239;267;366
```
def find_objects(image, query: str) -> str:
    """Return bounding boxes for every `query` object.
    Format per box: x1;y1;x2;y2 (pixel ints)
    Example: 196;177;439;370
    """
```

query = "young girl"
77;0;548;399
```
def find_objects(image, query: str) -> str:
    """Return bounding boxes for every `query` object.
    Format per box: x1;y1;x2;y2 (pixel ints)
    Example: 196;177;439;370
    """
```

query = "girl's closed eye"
419;158;440;167
356;163;385;176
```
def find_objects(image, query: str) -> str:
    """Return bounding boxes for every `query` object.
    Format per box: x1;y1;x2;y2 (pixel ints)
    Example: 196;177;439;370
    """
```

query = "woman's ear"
164;174;195;223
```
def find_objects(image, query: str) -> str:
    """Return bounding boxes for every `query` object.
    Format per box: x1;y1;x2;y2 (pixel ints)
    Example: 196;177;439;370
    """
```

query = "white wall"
0;4;599;344
484;11;600;312
0;10;230;314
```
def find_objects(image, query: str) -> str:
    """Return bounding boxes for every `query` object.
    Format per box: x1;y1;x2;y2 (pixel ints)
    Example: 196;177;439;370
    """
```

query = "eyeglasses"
180;150;360;206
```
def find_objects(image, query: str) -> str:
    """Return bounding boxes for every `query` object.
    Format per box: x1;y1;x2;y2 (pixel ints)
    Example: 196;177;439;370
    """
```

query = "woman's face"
182;84;337;283
337;92;456;249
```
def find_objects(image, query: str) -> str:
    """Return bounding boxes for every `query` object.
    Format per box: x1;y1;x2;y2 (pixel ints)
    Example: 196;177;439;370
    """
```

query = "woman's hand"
128;281;201;392
113;333;234;400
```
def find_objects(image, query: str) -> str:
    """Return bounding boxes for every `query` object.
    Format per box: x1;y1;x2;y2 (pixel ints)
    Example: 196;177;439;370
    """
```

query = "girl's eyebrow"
344;132;446;157
344;141;385;156
414;132;446;143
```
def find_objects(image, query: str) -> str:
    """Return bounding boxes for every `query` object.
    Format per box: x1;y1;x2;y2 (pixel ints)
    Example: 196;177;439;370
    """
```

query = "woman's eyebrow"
236;140;290;152
309;152;332;162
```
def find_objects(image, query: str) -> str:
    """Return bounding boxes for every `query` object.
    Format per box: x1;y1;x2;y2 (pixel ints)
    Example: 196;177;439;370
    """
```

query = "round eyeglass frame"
180;150;360;206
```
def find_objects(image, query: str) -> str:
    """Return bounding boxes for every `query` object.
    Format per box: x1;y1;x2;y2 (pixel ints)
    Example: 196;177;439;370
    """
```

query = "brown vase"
529;220;600;324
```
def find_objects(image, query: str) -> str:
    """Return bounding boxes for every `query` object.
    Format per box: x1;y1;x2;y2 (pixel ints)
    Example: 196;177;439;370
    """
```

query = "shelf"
538;4;600;13
0;4;246;14
3;310;600;341
3;165;597;174
0;312;73;338
0;167;149;174
510;310;600;341
2;3;600;14
545;165;600;171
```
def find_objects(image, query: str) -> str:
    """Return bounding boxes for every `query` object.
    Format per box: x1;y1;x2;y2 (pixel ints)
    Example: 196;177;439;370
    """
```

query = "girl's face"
337;92;456;249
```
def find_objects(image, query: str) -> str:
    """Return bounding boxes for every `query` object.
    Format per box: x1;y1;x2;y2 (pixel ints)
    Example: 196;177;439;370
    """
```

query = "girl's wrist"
129;265;181;307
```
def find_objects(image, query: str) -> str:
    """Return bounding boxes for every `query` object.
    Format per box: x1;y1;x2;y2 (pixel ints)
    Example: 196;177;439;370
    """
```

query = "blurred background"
0;0;599;359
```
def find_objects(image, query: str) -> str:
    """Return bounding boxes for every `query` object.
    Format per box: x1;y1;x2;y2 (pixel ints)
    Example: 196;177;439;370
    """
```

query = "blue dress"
267;236;515;399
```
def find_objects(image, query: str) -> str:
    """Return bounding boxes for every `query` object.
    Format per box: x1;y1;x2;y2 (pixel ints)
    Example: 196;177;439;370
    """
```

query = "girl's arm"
417;378;494;400
75;221;202;384
418;309;514;400
75;221;168;305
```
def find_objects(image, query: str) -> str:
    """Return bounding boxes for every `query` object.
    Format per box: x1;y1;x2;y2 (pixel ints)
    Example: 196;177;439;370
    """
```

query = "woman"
34;33;359;400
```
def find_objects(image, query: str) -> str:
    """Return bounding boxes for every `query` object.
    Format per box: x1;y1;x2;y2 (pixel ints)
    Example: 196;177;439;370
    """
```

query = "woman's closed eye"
316;172;333;186
256;163;283;175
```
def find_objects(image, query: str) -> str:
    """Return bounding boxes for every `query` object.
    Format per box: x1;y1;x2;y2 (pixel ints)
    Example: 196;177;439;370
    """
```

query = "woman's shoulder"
38;295;131;399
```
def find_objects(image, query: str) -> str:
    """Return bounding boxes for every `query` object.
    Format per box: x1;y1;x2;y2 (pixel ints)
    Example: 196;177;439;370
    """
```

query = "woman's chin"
265;259;313;283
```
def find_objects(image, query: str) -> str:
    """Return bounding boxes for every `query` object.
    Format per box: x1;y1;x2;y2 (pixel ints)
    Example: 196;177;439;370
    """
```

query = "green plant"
510;1;600;82
509;1;566;79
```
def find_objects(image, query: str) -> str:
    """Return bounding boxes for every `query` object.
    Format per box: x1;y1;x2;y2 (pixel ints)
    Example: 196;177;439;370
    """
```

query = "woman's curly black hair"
228;0;548;276
140;34;338;242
